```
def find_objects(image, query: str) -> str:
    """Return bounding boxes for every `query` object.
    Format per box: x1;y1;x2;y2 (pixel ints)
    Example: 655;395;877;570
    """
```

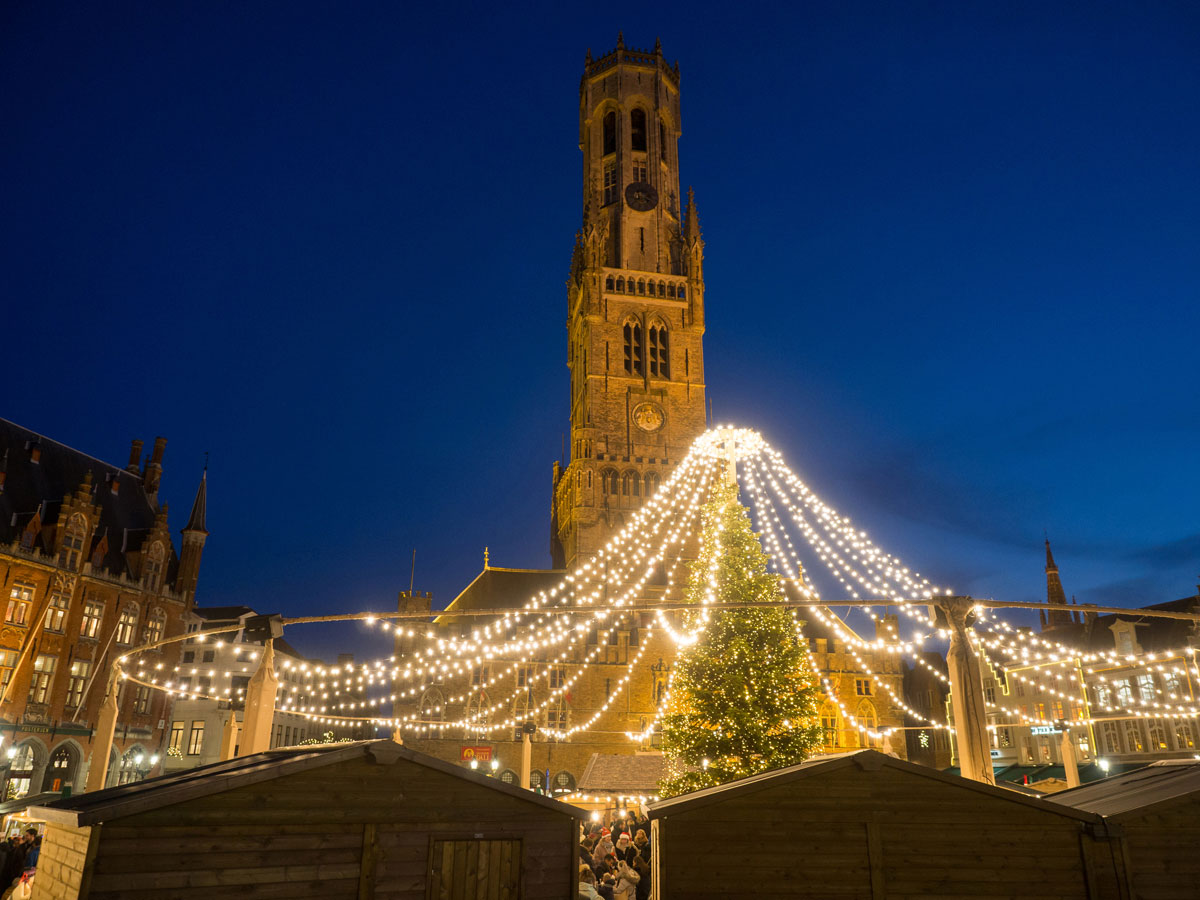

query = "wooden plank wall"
657;765;1123;900
1120;799;1200;900
76;757;576;900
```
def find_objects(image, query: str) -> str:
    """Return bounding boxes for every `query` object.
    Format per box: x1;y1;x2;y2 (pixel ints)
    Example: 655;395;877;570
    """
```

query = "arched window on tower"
630;109;647;152
603;111;617;156
648;323;670;378
645;471;660;497
602;469;620;497
623;321;644;375
621;471;635;497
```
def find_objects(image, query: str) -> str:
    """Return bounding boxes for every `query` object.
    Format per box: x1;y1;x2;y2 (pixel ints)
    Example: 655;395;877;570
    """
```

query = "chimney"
144;436;167;503
127;439;144;473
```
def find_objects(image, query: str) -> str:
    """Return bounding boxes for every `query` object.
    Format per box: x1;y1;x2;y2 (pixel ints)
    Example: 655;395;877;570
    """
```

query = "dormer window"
57;514;87;571
142;542;164;591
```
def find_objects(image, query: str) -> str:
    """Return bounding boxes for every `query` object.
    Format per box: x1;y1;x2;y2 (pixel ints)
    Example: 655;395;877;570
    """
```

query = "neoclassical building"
392;40;905;793
0;418;207;796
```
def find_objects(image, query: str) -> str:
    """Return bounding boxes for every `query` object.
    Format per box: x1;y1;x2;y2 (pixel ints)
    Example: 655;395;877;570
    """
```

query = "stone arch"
114;743;151;786
42;738;83;793
551;770;576;794
6;737;48;800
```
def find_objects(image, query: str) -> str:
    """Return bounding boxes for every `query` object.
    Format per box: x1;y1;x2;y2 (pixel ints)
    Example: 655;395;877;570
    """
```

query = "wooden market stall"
648;749;1128;899
27;739;585;900
1048;759;1200;900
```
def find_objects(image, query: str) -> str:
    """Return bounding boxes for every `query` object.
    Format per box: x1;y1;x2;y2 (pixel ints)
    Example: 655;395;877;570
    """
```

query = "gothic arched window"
645;471;660;496
857;700;878;748
58;514;87;570
648;323;669;378
821;703;841;748
616;276;625;293
115;604;139;645
667;283;676;298
602;111;617;156
601;468;619;496
605;275;614;290
630;108;647;152
623;321;644;375
621;471;635;497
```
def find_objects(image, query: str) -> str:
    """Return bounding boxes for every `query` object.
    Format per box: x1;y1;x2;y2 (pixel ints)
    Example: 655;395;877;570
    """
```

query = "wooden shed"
648;749;1127;899
1048;759;1200;900
27;739;585;900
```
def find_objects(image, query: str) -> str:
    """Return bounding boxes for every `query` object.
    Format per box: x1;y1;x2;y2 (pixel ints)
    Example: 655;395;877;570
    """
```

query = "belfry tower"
551;35;708;570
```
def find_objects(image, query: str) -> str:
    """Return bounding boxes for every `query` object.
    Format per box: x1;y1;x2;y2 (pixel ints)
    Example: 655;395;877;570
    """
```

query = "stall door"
429;838;521;900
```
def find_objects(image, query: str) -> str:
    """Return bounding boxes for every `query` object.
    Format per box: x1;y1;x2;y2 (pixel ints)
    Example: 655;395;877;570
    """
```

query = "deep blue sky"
4;2;1198;659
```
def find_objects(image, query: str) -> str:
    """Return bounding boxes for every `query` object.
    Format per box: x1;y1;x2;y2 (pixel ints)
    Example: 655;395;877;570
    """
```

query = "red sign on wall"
461;746;493;762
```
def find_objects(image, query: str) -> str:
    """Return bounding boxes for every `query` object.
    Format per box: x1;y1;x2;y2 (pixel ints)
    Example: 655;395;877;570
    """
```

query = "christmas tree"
658;477;823;797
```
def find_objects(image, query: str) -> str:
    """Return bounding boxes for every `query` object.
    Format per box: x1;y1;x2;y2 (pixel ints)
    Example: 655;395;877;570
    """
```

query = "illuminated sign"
1030;726;1059;735
460;746;493;762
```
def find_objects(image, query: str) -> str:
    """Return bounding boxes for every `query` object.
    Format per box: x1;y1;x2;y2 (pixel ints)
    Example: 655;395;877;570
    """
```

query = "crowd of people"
0;828;39;899
577;811;652;900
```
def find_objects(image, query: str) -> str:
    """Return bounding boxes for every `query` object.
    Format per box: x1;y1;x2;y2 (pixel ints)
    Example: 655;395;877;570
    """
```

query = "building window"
43;591;70;633
546;703;568;732
548;666;564;690
115;606;138;644
602;111;616;156
420;688;446;734
142;542;164;591
1052;700;1065;720
603;161;617;205
623;322;644;375
855;679;872;696
516;665;532;688
6;583;34;626
1101;721;1122;754
134;684;151;715
1136;673;1156;700
57;514;87;570
27;654;57;704
1148;720;1170;751
630;108;647;152
1093;682;1111;706
0;649;16;693
187;720;206;755
1115;628;1134;656
143;610;165;646
857;700;878;748
1124;720;1145;753
648;324;669;377
80;599;104;639
1115;680;1135;707
645;471;660;496
633;160;647;182
202;649;215;663
1035;702;1047;720
66;659;91;708
169;720;185;752
1172;718;1197;749
821;704;840;747
984;685;996;704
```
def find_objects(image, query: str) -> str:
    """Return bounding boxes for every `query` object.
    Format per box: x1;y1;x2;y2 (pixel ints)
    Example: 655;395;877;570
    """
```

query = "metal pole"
935;596;995;786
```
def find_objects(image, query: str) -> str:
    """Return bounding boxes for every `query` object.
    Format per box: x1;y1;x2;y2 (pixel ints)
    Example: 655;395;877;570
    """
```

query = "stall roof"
0;792;63;819
578;753;665;795
30;740;586;828
1045;759;1200;818
648;750;1104;824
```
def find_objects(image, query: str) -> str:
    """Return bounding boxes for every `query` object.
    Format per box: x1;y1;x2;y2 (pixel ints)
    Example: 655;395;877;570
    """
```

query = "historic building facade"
0;419;207;796
394;40;906;793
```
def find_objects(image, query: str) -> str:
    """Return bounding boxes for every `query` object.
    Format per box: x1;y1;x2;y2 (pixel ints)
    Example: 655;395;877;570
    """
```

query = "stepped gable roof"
648;749;1104;824
1045;759;1200;818
29;739;586;828
0;417;178;578
434;566;564;626
579;753;665;794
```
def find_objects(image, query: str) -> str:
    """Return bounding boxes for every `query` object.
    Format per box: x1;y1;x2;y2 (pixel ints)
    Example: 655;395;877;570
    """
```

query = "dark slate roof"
647;750;1103;824
435;567;565;628
193;606;256;622
0;417;178;579
1044;760;1200;818
30;740;586;827
579;753;665;794
1039;595;1200;654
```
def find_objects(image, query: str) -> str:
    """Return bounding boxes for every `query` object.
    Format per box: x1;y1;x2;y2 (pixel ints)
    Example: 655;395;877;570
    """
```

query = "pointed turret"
1043;538;1073;629
684;187;702;243
175;467;209;604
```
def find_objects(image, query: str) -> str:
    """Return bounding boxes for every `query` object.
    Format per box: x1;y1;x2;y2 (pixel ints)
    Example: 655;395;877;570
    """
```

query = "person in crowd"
591;829;614;868
633;828;651;863
613;832;637;865
580;833;596;867
612;857;640;900
632;853;651;900
20;831;37;871
579;865;603;900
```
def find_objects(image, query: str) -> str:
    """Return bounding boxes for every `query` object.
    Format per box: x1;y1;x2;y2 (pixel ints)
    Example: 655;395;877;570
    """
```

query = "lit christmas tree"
658;478;823;797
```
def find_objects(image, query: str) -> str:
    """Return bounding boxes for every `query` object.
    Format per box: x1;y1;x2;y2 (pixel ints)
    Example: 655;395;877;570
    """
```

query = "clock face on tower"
625;181;659;212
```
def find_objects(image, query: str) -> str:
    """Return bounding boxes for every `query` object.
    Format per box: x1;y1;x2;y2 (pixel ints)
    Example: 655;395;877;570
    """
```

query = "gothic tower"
551;35;707;570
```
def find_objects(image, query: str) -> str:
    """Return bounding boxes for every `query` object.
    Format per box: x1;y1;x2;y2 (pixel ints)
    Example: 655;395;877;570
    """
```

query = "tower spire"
184;465;208;535
175;464;209;604
1043;538;1072;629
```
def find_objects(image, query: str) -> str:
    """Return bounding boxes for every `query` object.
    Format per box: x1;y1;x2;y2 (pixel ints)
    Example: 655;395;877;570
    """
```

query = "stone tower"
551;35;708;571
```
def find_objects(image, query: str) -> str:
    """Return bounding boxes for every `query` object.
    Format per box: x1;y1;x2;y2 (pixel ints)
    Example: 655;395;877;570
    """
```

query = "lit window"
6;583;33;626
169;721;185;751
855;679;872;696
143;610;165;646
44;591;70;633
27;654;57;704
0;649;17;692
115;606;138;644
187;721;206;755
80;598;104;639
66;659;91;708
134;684;151;715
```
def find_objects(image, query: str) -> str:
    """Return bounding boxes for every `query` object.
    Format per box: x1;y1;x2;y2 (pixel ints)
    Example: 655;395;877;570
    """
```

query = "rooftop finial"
484;546;490;568
617;31;625;49
654;37;662;55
